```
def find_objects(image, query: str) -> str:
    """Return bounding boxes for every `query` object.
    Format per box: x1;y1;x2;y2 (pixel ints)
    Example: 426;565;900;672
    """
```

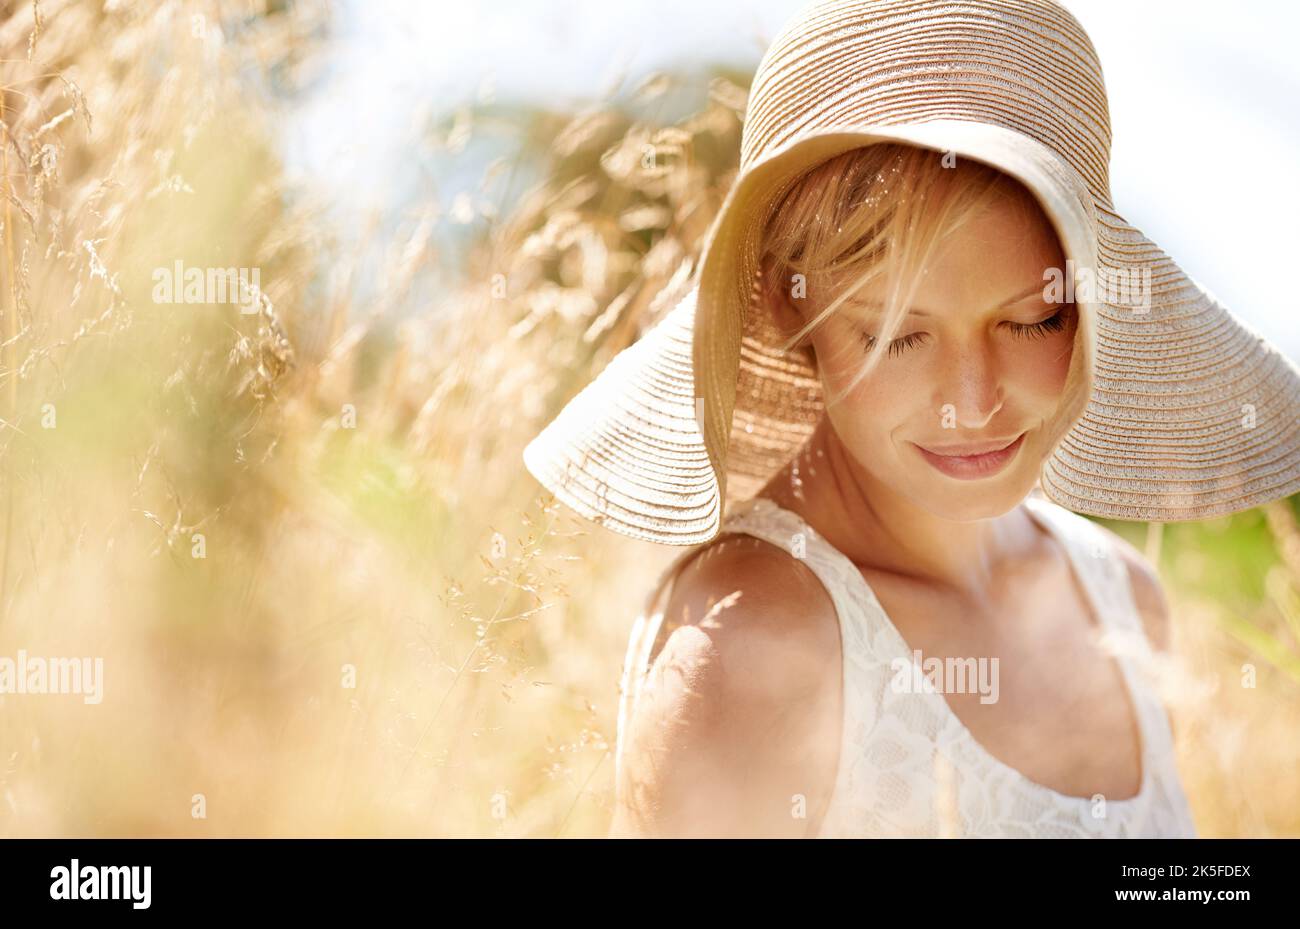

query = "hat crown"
742;0;1113;205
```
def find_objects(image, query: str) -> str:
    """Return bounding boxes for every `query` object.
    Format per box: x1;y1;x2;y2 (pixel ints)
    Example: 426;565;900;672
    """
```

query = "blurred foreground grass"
0;0;1296;837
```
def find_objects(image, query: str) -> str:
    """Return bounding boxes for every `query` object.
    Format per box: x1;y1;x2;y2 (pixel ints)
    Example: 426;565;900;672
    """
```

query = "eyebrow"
852;282;1047;317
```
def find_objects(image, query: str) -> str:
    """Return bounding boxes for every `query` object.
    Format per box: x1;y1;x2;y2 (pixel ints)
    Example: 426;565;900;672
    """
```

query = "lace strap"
615;495;891;787
717;497;880;660
1023;494;1154;657
1021;494;1175;758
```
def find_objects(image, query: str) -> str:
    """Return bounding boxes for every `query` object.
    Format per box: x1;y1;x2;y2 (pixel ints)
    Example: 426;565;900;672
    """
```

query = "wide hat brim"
524;119;1300;545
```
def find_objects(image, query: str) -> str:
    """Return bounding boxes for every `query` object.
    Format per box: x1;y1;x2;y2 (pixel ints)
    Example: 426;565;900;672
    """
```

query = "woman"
523;0;1300;837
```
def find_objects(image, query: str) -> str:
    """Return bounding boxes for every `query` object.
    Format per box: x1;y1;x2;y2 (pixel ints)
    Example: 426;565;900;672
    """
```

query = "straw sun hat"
523;0;1300;546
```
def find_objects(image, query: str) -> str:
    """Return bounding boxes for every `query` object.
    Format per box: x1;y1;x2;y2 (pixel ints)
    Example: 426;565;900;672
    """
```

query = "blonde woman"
523;0;1300;838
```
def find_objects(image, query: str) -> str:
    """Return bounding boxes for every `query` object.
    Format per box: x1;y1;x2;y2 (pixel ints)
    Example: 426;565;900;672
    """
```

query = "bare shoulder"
1097;525;1171;654
657;532;841;683
610;532;842;838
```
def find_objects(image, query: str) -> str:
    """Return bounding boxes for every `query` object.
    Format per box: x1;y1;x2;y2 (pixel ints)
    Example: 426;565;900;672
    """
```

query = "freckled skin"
781;183;1078;523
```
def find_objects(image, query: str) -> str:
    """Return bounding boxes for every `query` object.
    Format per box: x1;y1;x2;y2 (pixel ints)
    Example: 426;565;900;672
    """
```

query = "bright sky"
282;0;1300;359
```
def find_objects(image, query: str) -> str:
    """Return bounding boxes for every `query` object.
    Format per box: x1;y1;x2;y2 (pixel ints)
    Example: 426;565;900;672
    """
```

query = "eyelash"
858;330;928;358
1007;306;1069;340
858;307;1069;357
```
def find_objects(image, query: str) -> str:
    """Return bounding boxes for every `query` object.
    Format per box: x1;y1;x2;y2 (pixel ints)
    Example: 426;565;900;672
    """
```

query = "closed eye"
858;330;929;358
1003;306;1070;340
858;305;1070;356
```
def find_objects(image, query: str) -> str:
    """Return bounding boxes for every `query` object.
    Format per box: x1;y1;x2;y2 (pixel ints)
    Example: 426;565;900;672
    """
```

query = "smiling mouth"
912;432;1027;480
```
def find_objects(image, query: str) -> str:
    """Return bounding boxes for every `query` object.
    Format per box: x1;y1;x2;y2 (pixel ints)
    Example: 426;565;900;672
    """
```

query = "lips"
912;432;1026;480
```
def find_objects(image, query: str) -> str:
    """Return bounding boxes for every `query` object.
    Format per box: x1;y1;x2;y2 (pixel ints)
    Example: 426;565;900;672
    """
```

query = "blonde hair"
758;143;1055;407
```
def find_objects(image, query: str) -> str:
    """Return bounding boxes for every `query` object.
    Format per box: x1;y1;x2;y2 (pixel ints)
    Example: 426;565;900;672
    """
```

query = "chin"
908;471;1037;521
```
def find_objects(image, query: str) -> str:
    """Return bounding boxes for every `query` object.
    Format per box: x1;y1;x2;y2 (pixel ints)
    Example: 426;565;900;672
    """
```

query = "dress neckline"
740;493;1154;810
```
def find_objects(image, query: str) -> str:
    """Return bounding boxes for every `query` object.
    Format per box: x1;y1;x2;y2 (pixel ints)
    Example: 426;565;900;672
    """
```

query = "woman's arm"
609;538;843;838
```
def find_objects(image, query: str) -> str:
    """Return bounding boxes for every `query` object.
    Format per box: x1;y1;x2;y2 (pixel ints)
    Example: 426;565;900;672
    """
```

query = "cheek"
812;319;913;404
812;335;916;433
1011;330;1075;401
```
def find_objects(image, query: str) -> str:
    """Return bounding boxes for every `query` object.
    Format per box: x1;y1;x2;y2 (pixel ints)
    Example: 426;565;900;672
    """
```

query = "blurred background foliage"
0;0;1296;837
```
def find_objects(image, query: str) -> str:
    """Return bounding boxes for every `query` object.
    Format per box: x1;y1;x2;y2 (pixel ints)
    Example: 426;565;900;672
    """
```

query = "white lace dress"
614;490;1198;838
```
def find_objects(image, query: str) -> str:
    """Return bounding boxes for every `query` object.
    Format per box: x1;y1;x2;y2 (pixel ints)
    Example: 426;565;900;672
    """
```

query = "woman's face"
780;186;1078;521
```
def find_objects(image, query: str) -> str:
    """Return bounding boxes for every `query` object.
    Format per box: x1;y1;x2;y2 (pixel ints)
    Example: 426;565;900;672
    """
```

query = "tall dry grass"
0;0;1296;837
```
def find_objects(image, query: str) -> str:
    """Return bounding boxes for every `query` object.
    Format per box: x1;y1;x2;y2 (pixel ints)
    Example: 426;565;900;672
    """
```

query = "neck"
760;416;1034;601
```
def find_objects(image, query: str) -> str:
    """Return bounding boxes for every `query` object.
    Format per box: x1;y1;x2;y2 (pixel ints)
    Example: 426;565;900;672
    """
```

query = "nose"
934;337;1003;430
